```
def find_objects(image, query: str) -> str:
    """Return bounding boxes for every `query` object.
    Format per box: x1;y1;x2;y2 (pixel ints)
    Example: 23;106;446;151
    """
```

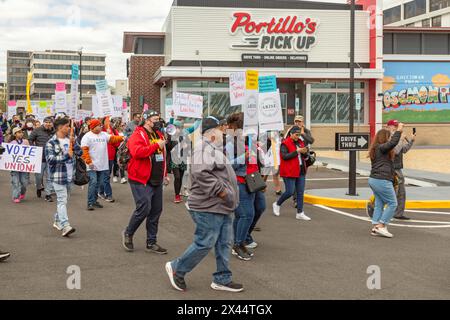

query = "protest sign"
92;91;114;118
173;92;203;119
0;143;43;174
54;82;67;114
77;110;93;122
95;80;109;93
258;89;284;133
68;79;79;119
246;70;259;90
243;90;259;136
258;75;277;93
112;95;123;118
229;72;246;106
7;101;17;120
37;101;48;121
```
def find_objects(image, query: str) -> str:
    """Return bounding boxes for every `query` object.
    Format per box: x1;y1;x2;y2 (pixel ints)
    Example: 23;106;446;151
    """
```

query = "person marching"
367;123;403;238
272;126;311;221
122;110;169;254
9;127;30;203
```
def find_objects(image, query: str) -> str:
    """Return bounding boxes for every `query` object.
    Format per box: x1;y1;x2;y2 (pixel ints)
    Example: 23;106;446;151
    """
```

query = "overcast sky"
0;0;396;86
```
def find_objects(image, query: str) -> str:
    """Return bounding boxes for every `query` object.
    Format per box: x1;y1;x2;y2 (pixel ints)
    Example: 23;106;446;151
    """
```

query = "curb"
304;194;450;209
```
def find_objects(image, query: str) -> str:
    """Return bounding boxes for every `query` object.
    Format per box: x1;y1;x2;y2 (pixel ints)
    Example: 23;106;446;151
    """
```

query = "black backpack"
73;155;90;186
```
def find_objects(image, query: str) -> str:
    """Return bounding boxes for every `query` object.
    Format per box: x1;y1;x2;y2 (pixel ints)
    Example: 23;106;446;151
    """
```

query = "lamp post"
348;0;357;196
78;47;83;110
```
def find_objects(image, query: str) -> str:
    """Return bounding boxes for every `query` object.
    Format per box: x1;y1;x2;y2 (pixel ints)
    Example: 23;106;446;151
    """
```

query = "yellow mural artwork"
382;76;396;92
432;74;450;87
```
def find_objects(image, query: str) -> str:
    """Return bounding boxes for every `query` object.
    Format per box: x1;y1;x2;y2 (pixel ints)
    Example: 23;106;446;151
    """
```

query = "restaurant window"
383;6;402;25
404;0;426;19
432;16;442;26
430;0;450;11
311;82;366;125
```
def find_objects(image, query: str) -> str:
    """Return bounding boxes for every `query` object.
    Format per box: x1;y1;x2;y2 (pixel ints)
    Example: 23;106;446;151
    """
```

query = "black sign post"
348;0;357;196
335;133;370;151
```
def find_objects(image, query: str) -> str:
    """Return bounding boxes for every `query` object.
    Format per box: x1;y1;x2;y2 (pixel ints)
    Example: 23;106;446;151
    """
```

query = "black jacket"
370;131;401;182
28;126;55;162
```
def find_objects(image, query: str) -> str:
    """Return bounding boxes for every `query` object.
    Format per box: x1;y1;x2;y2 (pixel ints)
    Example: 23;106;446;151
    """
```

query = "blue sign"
95;80;109;93
258;75;277;93
383;62;450;123
71;64;79;80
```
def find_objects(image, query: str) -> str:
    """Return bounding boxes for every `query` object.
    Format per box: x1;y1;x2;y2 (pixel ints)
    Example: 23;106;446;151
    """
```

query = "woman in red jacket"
122;110;169;255
272;126;311;221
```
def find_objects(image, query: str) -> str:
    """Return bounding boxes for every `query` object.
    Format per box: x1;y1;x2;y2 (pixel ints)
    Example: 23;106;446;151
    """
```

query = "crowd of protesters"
0;107;414;291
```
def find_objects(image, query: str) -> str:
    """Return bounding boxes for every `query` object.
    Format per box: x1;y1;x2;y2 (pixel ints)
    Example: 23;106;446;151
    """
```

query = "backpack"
117;137;130;169
73;155;90;186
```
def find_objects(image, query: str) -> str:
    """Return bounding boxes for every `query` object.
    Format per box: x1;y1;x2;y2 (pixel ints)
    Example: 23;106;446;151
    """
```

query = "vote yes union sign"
230;12;319;52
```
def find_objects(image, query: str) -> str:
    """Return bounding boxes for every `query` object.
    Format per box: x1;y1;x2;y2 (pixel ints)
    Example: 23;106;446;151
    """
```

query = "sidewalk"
316;156;450;187
305;187;450;209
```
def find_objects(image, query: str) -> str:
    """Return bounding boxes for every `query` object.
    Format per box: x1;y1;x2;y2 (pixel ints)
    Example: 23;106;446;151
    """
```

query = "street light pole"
348;0;357;196
78;48;83;110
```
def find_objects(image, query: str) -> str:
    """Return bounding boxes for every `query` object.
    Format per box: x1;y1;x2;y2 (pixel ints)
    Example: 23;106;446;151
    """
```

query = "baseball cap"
12;127;23;136
387;119;399;127
294;115;304;122
290;126;301;134
202;117;220;134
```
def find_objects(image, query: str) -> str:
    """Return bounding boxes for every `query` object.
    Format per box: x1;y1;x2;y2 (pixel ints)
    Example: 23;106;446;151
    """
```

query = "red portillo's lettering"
231;12;318;35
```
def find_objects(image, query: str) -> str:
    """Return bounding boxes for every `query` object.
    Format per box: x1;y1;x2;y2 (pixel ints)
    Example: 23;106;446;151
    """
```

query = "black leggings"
172;167;185;196
113;158;125;178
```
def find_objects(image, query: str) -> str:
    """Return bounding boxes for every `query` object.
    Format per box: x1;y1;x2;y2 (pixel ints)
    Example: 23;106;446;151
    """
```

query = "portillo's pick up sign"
230;12;319;52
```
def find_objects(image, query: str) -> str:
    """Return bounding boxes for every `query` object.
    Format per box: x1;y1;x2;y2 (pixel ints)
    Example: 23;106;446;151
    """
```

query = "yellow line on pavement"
304;194;450;209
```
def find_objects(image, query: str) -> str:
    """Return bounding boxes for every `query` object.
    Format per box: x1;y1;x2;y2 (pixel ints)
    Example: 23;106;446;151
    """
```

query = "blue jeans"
11;171;29;200
233;184;266;246
368;177;398;225
126;182;163;245
171;211;233;285
87;170;109;206
277;176;306;213
53;183;72;228
35;162;53;196
98;160;114;197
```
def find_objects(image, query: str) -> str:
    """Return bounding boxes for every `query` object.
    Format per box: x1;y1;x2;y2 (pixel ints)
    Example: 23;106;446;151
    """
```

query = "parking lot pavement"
0;168;449;300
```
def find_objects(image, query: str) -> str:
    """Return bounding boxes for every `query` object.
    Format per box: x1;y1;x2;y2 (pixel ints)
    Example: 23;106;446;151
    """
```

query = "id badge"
155;154;164;162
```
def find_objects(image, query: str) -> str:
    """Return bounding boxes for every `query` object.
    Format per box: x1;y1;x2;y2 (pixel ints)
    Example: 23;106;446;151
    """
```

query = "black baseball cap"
202;117;220;134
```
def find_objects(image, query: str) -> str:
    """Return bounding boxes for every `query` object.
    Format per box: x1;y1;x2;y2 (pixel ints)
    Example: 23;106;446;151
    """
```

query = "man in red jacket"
122;110;169;254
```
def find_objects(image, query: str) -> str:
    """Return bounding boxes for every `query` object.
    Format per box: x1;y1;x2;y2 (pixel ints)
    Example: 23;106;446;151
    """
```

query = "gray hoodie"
187;139;239;215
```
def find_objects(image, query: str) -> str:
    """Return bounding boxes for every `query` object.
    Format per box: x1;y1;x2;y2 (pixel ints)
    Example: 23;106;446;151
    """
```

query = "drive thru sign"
335;133;370;151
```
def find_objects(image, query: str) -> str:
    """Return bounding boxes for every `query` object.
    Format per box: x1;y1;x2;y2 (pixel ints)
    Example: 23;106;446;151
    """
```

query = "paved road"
0;168;449;300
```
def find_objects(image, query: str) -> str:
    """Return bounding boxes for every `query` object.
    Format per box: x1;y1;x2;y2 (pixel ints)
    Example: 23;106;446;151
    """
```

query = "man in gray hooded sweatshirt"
165;117;243;293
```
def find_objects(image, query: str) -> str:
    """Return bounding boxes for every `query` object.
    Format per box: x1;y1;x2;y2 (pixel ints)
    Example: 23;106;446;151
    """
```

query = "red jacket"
103;127;120;161
279;137;307;178
127;126;167;185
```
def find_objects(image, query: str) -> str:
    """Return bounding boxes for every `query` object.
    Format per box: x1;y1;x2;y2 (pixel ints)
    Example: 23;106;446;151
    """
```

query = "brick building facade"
129;55;164;116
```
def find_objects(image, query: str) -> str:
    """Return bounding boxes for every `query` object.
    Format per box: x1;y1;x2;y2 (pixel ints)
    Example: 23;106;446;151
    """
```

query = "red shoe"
174;195;182;203
13;199;20;204
19;194;25;200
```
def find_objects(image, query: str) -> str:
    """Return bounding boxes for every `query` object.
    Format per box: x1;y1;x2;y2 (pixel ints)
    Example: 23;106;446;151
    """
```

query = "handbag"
245;171;267;193
305;151;316;167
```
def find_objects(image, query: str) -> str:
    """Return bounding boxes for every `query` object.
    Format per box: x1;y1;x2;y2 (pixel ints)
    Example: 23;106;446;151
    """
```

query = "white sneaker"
272;202;281;216
62;225;76;237
374;226;393;238
113;177;119;183
296;212;311;221
53;221;63;231
245;241;258;249
120;178;127;184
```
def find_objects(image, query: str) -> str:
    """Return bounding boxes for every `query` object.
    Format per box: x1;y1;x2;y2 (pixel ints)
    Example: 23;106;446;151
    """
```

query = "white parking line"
406;209;450;216
314;205;450;229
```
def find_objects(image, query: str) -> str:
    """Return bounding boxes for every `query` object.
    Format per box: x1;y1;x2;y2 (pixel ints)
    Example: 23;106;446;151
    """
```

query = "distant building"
30;50;106;103
6;50;31;101
114;80;129;97
384;0;450;27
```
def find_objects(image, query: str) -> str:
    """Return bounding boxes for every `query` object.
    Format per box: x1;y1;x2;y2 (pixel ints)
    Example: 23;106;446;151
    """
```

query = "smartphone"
413;128;416;135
